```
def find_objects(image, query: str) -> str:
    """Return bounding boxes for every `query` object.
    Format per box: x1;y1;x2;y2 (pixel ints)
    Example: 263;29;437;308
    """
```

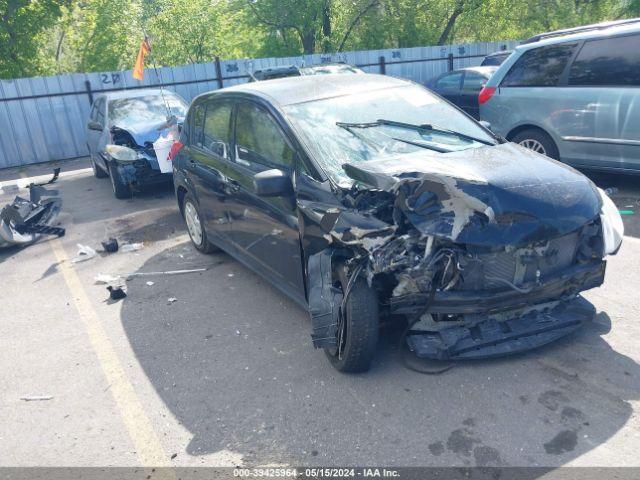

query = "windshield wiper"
336;121;450;153
336;119;494;146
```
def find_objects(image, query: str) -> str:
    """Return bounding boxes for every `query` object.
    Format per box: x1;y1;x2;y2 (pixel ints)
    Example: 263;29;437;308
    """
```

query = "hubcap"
519;138;547;155
184;201;203;246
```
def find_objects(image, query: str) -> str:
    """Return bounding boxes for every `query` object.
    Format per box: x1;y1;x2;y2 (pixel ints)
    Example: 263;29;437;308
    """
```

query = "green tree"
0;0;70;78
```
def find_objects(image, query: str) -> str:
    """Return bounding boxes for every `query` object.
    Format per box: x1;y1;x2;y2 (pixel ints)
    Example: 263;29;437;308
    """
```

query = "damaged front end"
0;169;65;249
107;117;180;188
304;144;616;360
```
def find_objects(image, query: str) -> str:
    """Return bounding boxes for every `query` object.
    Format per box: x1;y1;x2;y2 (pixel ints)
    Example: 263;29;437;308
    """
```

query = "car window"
435;72;462;92
235;103;294;171
191;104;205;147
462;72;487;92
202;102;232;159
569;34;640;87
501;43;576;87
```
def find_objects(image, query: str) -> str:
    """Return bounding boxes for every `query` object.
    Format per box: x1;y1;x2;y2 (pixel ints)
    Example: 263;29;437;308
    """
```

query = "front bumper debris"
0;169;65;248
406;295;595;360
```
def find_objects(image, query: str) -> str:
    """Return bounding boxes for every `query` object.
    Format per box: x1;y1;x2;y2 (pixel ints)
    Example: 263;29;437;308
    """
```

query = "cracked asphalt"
1;159;640;471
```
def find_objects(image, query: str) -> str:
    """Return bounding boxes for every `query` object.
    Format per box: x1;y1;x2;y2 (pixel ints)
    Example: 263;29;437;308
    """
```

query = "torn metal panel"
0;169;65;248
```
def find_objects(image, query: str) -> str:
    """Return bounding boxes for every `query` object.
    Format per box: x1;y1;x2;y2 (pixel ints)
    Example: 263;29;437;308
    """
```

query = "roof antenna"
142;30;173;121
244;58;257;82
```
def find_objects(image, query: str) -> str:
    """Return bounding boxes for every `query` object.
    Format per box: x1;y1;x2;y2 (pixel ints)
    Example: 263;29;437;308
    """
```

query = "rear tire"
108;162;131;199
511;128;559;160
182;194;219;254
324;275;379;373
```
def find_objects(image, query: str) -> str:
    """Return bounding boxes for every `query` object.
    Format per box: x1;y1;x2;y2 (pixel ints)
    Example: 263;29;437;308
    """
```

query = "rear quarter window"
569;34;640;87
501;43;577;87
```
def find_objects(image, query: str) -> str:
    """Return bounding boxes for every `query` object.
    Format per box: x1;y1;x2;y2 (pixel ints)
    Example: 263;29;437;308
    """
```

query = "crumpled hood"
112;117;184;147
342;142;601;246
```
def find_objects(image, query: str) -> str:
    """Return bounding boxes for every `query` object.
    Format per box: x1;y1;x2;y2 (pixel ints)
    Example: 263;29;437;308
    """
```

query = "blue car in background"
86;89;188;198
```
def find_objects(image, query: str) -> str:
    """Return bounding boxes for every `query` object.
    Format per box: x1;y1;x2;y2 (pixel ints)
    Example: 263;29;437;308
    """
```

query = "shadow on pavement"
121;241;640;468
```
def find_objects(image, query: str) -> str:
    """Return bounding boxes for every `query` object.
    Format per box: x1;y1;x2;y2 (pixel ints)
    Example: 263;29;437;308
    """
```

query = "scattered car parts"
0;169;65;249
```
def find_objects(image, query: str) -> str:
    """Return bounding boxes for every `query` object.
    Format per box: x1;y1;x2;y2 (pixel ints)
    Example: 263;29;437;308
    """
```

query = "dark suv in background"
480;19;640;173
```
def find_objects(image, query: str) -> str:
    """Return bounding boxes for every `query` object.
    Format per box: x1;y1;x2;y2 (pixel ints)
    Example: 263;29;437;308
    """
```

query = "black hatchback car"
172;74;622;373
427;66;497;119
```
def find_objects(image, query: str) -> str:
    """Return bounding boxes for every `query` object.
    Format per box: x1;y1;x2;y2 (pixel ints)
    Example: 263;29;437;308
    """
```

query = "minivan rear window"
501;43;576;87
569;34;640;87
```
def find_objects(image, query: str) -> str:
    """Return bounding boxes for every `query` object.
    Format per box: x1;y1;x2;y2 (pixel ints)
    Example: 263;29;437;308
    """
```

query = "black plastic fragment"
102;238;119;253
406;296;595;360
307;250;343;349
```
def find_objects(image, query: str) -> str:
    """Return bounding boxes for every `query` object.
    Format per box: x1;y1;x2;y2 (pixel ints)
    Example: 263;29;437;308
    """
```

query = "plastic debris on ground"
146;281;155;286
72;244;97;263
94;273;123;285
167;297;177;304
0;169;65;249
101;237;119;253
20;395;54;401
120;242;143;253
107;286;127;300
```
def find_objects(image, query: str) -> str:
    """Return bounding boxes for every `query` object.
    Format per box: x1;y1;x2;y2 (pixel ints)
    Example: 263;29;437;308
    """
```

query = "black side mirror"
87;121;103;131
254;169;292;197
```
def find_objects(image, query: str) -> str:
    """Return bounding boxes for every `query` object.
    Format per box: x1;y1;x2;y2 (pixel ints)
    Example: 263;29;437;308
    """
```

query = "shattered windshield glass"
284;85;495;184
109;93;187;127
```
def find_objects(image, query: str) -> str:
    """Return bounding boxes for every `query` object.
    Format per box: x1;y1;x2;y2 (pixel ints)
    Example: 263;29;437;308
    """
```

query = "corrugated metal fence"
0;40;518;168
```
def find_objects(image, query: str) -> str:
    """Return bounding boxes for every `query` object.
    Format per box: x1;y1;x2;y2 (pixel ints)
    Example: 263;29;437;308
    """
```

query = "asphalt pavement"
1;159;640;472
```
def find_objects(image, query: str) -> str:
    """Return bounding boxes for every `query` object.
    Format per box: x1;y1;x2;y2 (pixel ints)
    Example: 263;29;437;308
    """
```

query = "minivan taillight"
167;140;184;161
478;86;496;105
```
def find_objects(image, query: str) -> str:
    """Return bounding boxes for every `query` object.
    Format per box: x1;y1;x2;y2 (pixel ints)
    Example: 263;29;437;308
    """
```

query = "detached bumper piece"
406;296;595;360
0;169;65;249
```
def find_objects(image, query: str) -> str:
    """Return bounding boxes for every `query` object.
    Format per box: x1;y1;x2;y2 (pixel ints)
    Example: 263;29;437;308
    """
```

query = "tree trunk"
301;31;316;54
437;3;464;45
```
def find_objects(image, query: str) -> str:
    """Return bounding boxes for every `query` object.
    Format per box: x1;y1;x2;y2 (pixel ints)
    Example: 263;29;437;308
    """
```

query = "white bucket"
153;134;174;173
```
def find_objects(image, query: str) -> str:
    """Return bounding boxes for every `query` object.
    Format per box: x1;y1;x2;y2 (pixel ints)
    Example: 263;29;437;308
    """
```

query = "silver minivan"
480;19;640;173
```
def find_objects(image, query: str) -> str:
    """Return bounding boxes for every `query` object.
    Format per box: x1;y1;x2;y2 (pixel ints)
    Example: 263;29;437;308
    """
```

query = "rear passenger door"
563;33;640;170
186;100;235;242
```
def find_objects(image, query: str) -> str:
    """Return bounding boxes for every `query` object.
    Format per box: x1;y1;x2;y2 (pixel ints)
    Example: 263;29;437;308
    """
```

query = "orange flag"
133;38;151;80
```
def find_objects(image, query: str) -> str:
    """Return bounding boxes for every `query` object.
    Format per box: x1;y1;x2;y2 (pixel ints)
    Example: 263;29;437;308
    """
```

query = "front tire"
91;154;108;178
325;275;379;373
512;128;559;160
182;194;219;254
108;162;131;199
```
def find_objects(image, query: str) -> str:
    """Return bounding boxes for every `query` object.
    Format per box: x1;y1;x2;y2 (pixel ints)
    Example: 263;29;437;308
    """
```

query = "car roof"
485;50;512;57
204;73;413;106
515;19;640;52
97;88;182;101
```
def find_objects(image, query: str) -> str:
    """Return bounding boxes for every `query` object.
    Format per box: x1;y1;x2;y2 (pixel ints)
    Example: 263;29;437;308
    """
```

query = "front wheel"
324;276;379;373
511;128;559;160
108;162;131;199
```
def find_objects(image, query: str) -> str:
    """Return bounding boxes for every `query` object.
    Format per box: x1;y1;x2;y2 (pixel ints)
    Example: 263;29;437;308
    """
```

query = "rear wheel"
182;194;219;254
511;128;559;160
324;274;379;373
108;162;131;199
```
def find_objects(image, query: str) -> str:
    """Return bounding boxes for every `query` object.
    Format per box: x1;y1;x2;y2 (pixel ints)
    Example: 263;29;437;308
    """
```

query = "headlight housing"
105;144;142;162
598;187;624;256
